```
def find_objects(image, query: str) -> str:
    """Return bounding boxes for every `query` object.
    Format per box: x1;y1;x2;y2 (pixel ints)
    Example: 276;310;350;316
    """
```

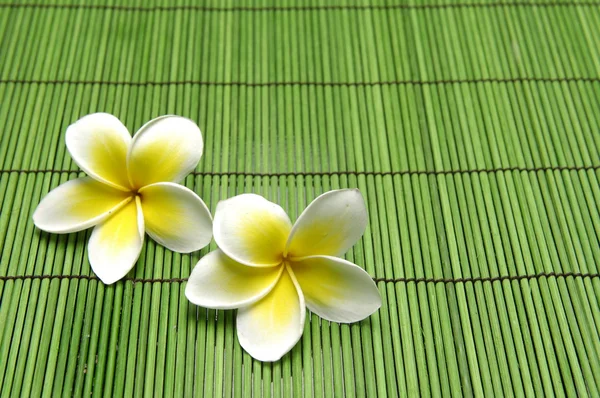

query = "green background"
1;0;600;396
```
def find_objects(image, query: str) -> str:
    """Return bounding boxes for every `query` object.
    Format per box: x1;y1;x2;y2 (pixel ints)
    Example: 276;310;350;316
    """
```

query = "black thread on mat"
0;1;599;12
372;272;600;283
0;272;597;284
2;77;600;87
2;165;599;177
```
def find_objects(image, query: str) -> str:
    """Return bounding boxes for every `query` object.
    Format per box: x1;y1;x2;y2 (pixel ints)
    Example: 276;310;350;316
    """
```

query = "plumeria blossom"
186;189;381;362
33;113;213;284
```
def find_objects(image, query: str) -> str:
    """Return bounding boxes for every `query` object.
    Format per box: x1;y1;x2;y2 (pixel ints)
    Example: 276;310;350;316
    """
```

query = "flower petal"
127;116;203;189
285;189;368;258
185;250;283;309
88;196;144;284
290;255;381;323
65;113;132;190
139;182;212;253
236;265;305;361
213;194;292;267
33;177;132;234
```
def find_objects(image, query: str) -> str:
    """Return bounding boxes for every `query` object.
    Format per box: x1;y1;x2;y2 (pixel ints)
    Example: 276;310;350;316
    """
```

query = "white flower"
185;189;381;362
33;113;213;284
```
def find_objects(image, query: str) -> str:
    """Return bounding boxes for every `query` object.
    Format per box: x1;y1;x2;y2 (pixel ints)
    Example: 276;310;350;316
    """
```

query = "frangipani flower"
33;113;213;284
185;189;381;361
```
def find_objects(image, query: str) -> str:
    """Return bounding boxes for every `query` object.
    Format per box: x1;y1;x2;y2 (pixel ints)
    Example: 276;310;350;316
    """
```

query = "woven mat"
1;0;600;396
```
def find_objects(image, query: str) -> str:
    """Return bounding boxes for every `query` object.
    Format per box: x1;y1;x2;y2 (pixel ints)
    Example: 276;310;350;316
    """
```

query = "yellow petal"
236;265;305;361
88;197;144;284
139;182;212;253
286;189;368;258
33;177;132;233
185;250;282;309
291;255;381;323
127;116;203;189
213;194;292;267
66;113;132;190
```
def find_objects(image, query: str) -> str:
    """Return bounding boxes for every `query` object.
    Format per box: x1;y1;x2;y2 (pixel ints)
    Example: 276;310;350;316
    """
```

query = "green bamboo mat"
1;0;600;396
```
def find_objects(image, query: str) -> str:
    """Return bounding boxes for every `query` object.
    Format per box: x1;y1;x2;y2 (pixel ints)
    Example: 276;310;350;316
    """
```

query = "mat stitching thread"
2;77;600;86
2;165;599;177
1;272;597;284
0;1;599;11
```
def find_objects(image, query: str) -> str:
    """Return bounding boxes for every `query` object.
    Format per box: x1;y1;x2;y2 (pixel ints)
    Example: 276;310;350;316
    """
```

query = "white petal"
286;189;368;258
236;265;305;361
290;255;381;323
88;197;144;284
185;250;283;309
213;194;292;267
33;177;132;233
66;113;132;190
139;182;212;253
127;115;203;189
